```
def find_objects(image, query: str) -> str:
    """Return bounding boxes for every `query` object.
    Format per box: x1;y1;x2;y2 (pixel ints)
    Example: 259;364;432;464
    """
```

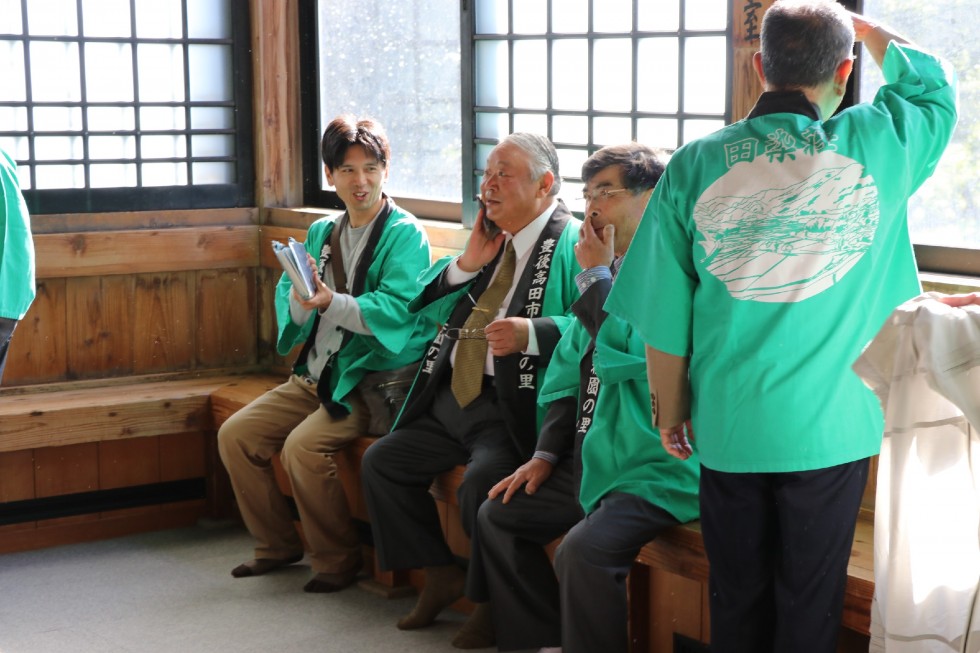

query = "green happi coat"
0;149;35;321
538;305;700;521
607;43;958;473
275;202;433;409
399;205;582;458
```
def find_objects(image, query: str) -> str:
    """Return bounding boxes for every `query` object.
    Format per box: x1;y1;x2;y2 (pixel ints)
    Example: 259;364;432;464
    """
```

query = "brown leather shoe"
303;559;363;593
230;553;304;578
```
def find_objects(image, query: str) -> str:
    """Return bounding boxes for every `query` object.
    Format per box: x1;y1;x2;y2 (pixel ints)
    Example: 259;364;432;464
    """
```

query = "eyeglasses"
581;187;629;202
444;327;486;340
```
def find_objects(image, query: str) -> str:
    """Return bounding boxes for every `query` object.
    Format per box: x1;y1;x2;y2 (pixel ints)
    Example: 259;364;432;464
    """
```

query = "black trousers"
699;458;869;653
0;317;17;385
473;460;678;653
360;379;520;572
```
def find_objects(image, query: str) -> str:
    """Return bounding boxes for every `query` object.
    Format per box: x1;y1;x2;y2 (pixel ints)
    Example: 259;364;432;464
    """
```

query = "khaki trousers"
216;374;367;574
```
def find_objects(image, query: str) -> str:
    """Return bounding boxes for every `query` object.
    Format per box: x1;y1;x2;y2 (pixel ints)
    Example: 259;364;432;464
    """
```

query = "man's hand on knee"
488;458;554;504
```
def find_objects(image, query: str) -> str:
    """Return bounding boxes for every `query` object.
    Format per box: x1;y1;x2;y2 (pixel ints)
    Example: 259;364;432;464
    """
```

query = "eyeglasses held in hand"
445;327;486;340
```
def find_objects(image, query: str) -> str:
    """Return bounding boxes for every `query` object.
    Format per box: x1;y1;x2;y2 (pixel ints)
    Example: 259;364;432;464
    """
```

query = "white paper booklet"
271;237;317;300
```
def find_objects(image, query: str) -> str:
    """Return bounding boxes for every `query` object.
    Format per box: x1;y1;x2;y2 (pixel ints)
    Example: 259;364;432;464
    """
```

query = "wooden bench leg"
358;548;415;598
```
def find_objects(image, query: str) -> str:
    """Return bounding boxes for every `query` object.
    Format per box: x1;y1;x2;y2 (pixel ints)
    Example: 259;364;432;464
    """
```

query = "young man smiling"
218;115;433;593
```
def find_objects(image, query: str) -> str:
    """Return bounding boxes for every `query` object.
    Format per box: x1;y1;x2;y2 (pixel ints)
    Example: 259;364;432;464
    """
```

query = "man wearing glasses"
361;133;582;642
458;143;700;653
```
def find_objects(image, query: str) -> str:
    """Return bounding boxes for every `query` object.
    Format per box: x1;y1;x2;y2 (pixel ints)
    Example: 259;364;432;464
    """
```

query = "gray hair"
499;132;562;196
761;0;855;90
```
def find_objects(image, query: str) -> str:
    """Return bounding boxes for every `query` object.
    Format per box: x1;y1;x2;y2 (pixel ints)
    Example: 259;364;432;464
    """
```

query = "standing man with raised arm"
464;144;700;653
218;115;433;594
0;147;35;385
360;133;581;644
607;2;958;652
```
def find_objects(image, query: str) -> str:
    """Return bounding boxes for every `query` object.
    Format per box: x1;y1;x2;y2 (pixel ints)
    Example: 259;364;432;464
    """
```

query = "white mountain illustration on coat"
694;155;879;302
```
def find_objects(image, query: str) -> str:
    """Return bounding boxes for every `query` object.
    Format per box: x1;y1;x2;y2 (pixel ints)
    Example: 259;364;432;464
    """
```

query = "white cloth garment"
853;293;980;653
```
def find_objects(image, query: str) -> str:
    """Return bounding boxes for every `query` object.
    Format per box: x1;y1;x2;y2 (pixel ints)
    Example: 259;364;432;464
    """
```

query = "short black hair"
581;143;668;194
320;114;391;172
761;0;855;89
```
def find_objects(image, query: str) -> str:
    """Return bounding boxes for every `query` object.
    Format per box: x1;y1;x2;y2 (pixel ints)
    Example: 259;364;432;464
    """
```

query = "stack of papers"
272;237;317;300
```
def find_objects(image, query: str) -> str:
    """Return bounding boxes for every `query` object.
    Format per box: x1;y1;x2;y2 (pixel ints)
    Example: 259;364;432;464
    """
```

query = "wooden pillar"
731;0;775;122
250;0;303;210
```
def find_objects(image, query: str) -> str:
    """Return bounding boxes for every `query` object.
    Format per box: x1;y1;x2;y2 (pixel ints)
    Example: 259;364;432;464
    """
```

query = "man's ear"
835;57;854;94
537;170;555;197
752;51;766;86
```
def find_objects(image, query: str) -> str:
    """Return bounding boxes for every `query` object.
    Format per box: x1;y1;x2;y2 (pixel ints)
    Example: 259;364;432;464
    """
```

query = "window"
0;0;253;214
859;0;979;274
300;0;462;215
463;0;729;223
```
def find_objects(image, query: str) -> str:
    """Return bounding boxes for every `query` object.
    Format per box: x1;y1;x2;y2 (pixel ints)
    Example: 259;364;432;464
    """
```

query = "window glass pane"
0;0;23;35
513;0;546;34
637;38;679;113
593;0;632;33
552;115;589;145
639;0;679;31
141;134;186;159
593;39;632;113
552;0;588;33
85;43;134;102
0;136;30;160
27;0;77;36
30;42;81;102
475;0;508;35
565;180;586;213
16;165;30;189
135;0;183;39
318;0;461;202
476;112;509;140
593;116;632;146
476;40;510;107
552;39;588;111
35;135;83;159
90;163;137;188
82;0;131;38
33;107;83;132
89;107;136;131
187;0;230;39
193;161;234;184
0;41;26;101
142;161;188;186
476;143;495;170
0;106;28;131
557;147;588;182
138;44;185;102
637;117;679;150
189;45;232;101
860;0;979;249
192;134;233;158
682;118;724;144
141;107;185;131
684;0;728;30
513;113;548;135
89;135;136;160
191;107;233;130
36;164;84;189
513;40;547;109
683;37;726;114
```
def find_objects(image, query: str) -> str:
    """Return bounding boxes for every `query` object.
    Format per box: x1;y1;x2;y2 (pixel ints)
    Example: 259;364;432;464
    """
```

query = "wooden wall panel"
160;431;207;481
0;450;35;502
35;443;99;498
731;0;774;121
100;437;161;490
66;275;136;378
3;278;67;385
195;268;257;367
34;226;259;279
132;273;195;374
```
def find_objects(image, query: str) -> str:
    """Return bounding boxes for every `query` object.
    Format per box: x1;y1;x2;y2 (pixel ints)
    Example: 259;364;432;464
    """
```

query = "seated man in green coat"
218;115;433;593
460;143;701;652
